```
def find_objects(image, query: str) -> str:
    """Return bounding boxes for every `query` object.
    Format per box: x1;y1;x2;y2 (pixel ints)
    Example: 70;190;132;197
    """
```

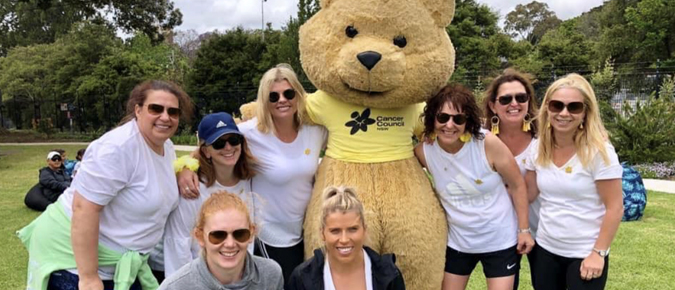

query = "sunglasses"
269;89;296;103
547;100;585;114
497;93;529;105
436;113;467;125
211;135;243;150
145;104;181;119
208;229;252;244
51;156;62;162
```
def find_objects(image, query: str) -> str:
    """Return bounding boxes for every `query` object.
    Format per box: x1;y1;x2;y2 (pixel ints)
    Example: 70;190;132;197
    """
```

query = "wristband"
173;155;200;173
517;228;531;234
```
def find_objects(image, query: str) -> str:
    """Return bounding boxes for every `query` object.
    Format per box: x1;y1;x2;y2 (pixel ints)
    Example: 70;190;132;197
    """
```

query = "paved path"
643;179;675;194
3;143;675;193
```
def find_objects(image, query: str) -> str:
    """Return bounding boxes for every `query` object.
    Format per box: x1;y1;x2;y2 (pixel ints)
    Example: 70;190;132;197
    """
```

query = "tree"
535;20;593;76
0;0;182;56
187;28;274;118
625;0;675;64
504;1;562;45
297;0;320;24
446;0;511;86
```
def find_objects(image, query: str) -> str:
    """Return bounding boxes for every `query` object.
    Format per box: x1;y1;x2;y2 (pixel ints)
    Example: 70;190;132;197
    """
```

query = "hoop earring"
460;132;472;143
490;116;500;135
522;114;532;132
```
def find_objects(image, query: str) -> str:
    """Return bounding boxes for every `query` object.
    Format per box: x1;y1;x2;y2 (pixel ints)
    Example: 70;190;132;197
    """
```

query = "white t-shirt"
514;138;541;237
324;249;373;290
59;119;179;279
162;179;254;276
525;142;622;258
238;119;327;247
423;137;517;253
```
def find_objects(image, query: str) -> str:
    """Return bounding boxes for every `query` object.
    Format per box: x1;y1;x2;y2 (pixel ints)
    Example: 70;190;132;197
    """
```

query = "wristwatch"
593;247;610;258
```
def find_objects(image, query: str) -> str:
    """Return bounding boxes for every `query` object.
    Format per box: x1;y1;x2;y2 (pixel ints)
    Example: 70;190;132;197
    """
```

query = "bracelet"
517;228;531;234
173;155;200;173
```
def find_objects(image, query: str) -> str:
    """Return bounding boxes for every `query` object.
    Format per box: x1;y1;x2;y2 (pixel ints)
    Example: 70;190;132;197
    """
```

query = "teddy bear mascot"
298;0;456;289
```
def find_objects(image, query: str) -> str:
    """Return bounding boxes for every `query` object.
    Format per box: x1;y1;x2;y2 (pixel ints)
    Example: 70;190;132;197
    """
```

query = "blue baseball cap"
198;112;242;145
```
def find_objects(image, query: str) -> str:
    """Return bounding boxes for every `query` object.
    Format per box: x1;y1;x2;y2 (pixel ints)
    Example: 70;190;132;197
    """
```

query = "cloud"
171;0;604;33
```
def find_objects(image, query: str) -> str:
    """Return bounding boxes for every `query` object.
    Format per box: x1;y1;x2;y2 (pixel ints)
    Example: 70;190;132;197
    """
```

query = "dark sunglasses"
208;229;252;244
145;104;181;119
547;100;585;114
497;93;529;105
436;113;467;125
51;156;62;162
211;135;243;150
269;89;296;103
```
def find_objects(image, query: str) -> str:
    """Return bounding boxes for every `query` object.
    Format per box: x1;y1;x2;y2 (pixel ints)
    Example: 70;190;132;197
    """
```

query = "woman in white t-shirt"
483;68;540;288
162;112;257;276
17;80;193;290
524;74;623;290
414;84;534;290
178;64;327;286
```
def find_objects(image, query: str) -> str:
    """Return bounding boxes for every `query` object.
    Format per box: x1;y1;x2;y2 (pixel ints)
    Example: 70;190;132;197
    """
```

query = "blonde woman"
178;64;327;284
159;191;283;289
524;74;623;290
287;186;405;290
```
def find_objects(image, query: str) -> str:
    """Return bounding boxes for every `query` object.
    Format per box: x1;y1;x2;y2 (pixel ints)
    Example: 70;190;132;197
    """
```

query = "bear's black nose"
357;51;382;71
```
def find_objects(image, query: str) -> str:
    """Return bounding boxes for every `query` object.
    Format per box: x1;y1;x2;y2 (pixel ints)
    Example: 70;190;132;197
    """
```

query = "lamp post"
262;0;267;42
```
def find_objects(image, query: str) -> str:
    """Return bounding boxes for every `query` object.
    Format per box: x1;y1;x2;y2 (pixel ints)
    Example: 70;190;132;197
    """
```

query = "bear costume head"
299;0;456;109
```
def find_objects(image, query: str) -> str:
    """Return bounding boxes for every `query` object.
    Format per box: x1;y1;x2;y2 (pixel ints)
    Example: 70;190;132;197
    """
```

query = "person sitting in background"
71;148;86;177
159;191;283;290
24;151;72;211
52;148;77;177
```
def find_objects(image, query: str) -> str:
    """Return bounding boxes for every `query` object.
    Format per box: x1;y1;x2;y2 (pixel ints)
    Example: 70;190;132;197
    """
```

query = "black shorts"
445;245;521;278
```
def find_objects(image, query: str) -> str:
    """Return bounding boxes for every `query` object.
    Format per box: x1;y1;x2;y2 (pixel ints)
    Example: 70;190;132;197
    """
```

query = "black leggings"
532;244;609;290
254;239;304;288
513;249;538;290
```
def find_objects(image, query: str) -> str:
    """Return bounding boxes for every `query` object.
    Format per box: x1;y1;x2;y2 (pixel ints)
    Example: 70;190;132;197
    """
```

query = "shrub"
609;95;675;164
633;162;675;180
171;131;198;146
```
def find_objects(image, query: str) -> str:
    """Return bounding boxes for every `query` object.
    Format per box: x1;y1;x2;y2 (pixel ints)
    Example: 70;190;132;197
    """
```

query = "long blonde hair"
537;73;610;167
255;63;307;134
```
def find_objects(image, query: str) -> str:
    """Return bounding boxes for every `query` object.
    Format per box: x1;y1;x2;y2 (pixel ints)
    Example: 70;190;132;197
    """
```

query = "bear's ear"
420;0;455;28
319;0;333;9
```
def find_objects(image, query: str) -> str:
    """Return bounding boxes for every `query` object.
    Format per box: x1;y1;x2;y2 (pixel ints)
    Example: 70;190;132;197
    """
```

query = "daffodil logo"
345;108;376;135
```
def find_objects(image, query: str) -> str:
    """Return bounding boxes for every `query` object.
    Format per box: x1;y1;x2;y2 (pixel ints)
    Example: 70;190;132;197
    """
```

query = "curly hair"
422;84;484;140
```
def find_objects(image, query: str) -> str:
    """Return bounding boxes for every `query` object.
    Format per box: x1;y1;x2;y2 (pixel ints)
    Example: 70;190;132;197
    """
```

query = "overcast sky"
171;0;605;33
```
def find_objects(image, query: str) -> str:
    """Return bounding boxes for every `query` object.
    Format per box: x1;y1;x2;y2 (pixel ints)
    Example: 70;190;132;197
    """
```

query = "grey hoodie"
159;252;283;290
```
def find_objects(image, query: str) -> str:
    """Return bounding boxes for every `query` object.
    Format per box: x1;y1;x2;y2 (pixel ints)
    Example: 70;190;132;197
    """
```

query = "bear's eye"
394;36;407;48
345;26;358;38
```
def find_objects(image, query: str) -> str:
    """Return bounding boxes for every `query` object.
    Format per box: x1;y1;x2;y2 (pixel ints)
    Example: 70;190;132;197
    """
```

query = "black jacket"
287;247;405;290
38;166;71;201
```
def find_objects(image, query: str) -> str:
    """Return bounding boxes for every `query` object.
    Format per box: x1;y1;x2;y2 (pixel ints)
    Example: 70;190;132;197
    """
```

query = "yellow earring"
522;114;532;132
460;132;472;143
490;116;500;135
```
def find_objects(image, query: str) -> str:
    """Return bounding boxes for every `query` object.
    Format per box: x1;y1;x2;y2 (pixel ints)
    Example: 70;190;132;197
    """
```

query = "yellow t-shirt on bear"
306;90;424;163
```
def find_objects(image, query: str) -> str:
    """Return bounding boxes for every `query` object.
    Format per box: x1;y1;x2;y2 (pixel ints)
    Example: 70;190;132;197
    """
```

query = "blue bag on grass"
621;162;647;221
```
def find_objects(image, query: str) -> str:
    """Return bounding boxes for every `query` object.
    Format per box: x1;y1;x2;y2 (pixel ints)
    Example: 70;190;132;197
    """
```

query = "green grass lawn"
1;144;674;289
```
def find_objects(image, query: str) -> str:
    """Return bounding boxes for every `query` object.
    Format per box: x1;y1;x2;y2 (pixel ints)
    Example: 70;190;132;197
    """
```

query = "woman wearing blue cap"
162;112;258;276
177;64;328;285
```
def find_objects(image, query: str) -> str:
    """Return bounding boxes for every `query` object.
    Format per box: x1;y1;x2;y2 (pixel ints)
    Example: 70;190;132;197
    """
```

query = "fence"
1;71;671;133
